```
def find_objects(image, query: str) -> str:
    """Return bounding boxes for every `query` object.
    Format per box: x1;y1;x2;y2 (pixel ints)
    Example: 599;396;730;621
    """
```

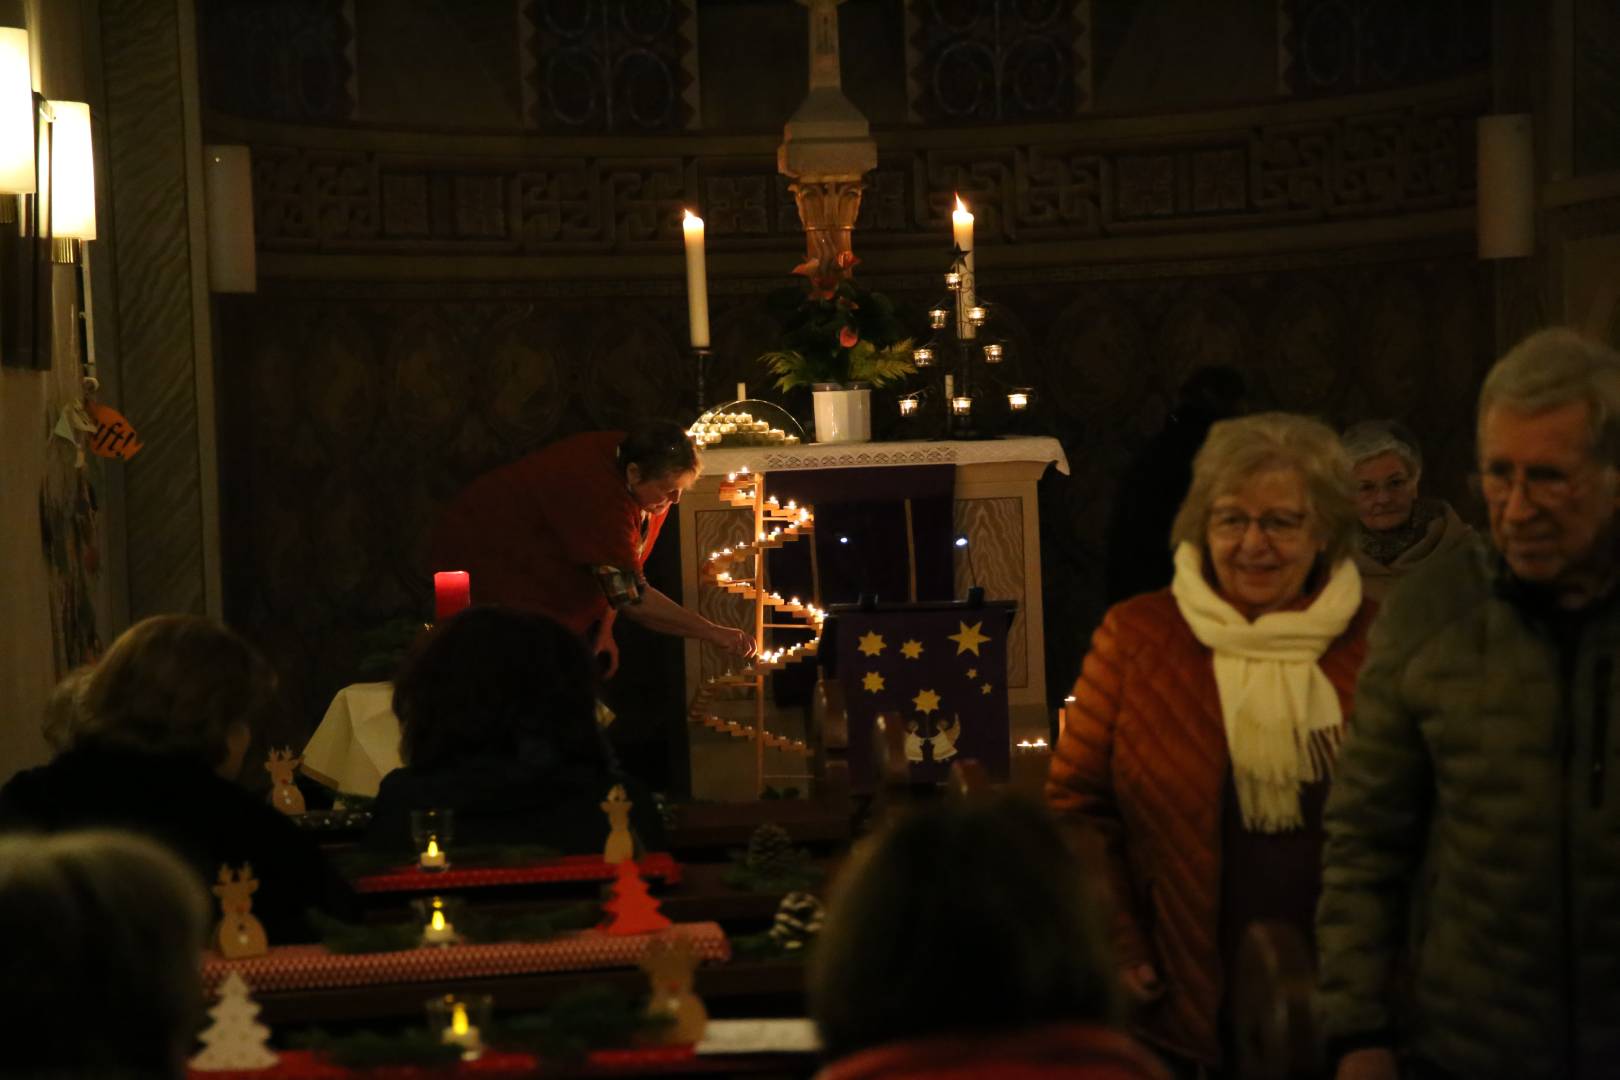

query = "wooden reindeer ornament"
265;747;305;815
600;783;634;865
640;936;708;1046
213;864;269;959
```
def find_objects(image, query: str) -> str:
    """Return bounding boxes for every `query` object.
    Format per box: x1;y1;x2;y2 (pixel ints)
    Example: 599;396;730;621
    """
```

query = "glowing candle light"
419;837;447;871
682;210;710;348
899;397;918;417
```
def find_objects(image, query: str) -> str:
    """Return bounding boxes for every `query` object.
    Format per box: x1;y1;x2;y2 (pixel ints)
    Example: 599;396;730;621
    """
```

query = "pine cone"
745;823;794;873
768;891;825;949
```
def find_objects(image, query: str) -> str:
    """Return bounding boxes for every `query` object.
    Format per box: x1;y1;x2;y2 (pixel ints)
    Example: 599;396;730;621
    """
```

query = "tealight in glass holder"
1007;388;1032;411
410;808;454;872
966;306;987;326
982;343;1004;364
950;395;974;416
898;396;920;417
426;993;491;1061
912;346;934;367
413;895;463;947
928;307;950;330
944;271;962;291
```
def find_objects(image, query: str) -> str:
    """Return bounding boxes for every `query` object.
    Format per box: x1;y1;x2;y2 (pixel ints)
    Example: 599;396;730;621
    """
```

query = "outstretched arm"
619;584;756;657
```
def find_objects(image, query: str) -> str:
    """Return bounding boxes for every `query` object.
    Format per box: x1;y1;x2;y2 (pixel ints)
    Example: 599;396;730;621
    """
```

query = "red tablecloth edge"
355;853;682;895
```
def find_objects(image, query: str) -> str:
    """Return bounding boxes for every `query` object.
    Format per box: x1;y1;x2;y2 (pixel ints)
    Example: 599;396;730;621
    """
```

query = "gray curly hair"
1341;419;1423;473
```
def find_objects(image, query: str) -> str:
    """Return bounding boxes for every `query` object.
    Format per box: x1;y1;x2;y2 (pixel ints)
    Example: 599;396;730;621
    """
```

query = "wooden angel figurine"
600;783;634;865
213;864;269;959
265;748;305;815
640;936;708;1045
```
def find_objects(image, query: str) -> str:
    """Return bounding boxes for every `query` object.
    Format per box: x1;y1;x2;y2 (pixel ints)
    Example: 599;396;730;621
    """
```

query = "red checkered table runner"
354;853;681;894
187;1045;697;1078
202;923;730;995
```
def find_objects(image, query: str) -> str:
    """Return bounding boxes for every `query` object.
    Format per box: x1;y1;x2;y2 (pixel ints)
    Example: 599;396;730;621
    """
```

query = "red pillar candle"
433;571;471;622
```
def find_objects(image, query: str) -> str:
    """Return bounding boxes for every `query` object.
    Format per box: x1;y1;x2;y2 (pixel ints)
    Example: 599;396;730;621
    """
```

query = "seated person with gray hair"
1339;419;1472;602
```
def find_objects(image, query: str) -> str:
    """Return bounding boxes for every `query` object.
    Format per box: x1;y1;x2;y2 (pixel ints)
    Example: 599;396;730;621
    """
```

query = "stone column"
777;0;876;270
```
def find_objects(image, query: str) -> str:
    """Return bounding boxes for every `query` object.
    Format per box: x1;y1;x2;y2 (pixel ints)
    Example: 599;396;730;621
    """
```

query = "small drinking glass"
410;808;454;872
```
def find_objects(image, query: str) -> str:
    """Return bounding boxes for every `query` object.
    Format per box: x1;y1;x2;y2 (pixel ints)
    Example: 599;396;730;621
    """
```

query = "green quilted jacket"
1317;536;1620;1078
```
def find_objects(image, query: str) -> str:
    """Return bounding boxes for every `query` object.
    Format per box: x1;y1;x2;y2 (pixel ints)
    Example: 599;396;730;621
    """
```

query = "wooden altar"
677;437;1067;799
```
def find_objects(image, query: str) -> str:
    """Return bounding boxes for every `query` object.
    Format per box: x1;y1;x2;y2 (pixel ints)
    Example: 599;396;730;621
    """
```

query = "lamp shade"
1477;113;1534;260
203;144;256;292
47;99;94;240
0;27;32;193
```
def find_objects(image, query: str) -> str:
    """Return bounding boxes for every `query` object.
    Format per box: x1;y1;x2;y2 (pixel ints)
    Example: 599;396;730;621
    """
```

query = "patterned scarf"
1170;542;1362;832
1358;497;1445;566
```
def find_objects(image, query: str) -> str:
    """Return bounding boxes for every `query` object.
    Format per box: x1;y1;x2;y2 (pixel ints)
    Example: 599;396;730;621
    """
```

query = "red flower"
835;250;861;272
839;325;859;349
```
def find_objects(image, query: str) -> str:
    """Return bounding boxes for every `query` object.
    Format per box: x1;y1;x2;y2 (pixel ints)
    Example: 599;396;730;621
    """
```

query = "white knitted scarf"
1169;541;1362;833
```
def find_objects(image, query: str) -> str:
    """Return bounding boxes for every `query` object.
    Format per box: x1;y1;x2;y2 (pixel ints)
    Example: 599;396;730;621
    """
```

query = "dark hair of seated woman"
363;606;666;856
809;796;1166;1079
0;615;354;944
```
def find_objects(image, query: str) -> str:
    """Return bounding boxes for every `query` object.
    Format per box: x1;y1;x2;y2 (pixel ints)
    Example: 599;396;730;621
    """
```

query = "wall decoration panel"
1279;0;1489;98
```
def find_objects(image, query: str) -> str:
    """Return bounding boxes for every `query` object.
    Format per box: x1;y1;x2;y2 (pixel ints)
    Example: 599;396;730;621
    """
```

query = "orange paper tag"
86;402;142;460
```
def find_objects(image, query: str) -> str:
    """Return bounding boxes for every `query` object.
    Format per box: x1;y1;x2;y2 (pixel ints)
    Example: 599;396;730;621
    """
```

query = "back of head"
809;795;1117;1060
617;419;700;480
1479;328;1620;465
394;606;602;770
72;615;277;771
0;830;209;1077
1340;418;1423;472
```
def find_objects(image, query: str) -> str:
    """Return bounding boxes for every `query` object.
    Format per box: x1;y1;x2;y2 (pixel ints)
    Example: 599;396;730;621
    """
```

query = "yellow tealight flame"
431;909;447;931
451;1002;469;1036
426;838;440;858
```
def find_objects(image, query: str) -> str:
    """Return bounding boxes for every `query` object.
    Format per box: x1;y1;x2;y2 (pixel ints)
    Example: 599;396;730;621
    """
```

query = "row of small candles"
912;341;1003;366
899;389;1032;417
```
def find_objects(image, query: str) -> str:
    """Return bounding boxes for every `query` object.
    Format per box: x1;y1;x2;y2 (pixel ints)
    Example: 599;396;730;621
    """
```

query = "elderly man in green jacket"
1318;328;1620;1080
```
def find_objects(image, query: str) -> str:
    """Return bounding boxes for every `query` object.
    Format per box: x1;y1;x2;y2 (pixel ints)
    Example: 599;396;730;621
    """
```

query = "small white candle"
1007;390;1030;411
419;837;448;871
443;1002;482;1057
682;210;710;349
422;901;457;945
952;194;974;256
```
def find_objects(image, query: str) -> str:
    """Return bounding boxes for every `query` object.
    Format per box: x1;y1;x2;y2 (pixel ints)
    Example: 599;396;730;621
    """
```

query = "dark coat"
1318;537;1620;1078
814;1023;1171;1080
0;746;354;943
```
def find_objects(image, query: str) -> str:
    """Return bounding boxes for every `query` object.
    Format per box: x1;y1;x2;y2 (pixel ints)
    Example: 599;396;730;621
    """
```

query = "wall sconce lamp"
203;144;256;293
46;98;95;263
0;24;34;209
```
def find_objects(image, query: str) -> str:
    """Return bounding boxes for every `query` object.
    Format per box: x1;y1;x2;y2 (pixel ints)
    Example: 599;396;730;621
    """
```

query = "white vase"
811;385;872;444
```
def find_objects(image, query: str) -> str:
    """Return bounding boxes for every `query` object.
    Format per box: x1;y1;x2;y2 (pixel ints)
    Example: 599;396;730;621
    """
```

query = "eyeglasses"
1471;462;1599;508
1207;509;1309;542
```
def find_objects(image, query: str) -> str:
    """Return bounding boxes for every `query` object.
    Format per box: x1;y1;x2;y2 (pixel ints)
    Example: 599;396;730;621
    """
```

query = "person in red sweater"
431;421;754;676
1046;413;1377;1077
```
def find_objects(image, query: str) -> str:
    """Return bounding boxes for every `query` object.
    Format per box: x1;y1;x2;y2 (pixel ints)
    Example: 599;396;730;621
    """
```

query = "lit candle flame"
426;839;440;858
451;1003;469;1036
431;909;447;931
954;194;968;215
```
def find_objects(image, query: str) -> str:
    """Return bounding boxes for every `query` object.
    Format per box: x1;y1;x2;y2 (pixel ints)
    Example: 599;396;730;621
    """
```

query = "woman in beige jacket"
1340;420;1472;603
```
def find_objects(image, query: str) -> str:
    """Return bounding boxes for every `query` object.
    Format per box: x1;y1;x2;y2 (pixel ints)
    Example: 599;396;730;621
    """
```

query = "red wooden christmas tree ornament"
600;860;672;935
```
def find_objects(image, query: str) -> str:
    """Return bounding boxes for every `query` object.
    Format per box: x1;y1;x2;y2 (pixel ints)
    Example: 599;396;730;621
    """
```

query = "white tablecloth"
697;435;1070;476
300;681;403;797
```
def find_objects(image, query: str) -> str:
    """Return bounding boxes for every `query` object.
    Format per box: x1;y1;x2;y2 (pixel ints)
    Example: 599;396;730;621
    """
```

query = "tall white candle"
951;196;977;339
682;210;711;349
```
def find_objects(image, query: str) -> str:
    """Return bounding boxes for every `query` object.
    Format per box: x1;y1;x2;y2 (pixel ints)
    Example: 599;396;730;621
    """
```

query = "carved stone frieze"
240;84;1486;256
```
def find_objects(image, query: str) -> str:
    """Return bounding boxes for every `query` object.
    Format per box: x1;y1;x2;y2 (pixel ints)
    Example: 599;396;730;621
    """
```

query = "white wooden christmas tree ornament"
190;971;278;1070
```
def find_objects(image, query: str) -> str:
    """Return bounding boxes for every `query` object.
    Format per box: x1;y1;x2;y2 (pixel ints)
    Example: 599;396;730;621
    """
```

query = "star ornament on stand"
949;621;992;656
913;689;941;716
858;632;887;657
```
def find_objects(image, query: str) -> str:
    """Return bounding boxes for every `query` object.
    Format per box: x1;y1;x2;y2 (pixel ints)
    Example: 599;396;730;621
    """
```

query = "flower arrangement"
759;251;915;391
